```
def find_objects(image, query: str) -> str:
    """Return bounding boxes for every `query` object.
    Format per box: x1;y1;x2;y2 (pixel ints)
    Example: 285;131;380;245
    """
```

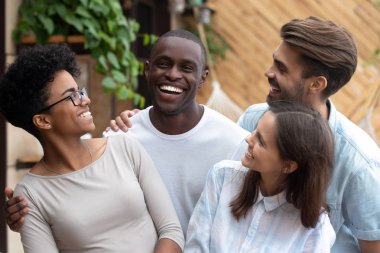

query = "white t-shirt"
107;105;249;232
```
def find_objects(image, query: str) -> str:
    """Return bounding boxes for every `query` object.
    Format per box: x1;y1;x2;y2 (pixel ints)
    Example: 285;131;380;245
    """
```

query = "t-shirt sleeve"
126;136;185;249
14;183;58;253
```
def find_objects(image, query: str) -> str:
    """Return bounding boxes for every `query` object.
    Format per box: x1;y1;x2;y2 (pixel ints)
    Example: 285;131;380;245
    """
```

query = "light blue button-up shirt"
237;102;380;253
185;160;335;253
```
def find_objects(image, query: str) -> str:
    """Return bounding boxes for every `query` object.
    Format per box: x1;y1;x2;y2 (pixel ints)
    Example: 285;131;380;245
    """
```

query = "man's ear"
309;76;327;94
144;60;150;80
282;160;298;174
199;69;209;88
32;114;52;130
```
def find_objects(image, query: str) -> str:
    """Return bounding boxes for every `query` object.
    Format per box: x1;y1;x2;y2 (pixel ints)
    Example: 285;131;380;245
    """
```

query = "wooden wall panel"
197;0;380;145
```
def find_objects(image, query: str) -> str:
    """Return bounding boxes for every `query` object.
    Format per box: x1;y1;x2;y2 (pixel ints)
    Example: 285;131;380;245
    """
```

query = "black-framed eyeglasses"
37;88;88;114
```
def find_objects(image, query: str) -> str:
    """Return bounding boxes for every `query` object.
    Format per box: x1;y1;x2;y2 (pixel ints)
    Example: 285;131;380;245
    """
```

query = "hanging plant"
13;0;157;108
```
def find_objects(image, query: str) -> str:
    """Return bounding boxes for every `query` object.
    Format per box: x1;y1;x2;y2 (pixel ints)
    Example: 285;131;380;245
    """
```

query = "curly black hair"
0;43;80;139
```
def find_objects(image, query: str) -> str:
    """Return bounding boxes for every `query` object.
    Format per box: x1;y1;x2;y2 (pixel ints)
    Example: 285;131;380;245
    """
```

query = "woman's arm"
14;184;58;253
155;238;182;253
359;240;380;253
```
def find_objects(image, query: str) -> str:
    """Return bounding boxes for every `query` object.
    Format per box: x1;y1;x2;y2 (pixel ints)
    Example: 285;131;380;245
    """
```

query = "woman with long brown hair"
185;100;335;252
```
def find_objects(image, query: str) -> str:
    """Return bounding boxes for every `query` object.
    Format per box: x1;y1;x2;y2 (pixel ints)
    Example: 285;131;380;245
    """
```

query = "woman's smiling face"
242;111;285;178
43;70;95;136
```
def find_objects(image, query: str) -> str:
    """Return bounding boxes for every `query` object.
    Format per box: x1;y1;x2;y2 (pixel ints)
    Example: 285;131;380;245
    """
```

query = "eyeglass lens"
72;88;87;106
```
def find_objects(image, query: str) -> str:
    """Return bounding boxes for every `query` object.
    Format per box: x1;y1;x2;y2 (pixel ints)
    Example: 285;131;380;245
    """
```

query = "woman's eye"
257;136;265;147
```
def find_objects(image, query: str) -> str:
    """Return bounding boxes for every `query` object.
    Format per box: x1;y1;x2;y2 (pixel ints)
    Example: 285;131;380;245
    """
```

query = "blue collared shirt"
185;160;335;253
237;102;380;253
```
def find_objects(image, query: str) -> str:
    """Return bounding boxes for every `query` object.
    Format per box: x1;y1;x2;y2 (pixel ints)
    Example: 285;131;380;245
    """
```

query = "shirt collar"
326;99;338;133
257;190;287;212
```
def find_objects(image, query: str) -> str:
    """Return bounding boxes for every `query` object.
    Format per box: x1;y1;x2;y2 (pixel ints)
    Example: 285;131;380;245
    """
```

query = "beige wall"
5;0;40;252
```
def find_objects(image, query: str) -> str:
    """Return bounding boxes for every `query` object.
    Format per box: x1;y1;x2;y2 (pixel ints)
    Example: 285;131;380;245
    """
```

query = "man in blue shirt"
237;16;380;253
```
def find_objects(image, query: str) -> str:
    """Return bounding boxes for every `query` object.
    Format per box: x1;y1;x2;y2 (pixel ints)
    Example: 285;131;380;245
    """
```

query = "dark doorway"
122;0;170;107
1;0;7;251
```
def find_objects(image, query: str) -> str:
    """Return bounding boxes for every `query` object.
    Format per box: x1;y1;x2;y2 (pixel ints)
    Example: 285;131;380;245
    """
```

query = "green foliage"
13;0;157;107
368;48;380;66
203;24;229;64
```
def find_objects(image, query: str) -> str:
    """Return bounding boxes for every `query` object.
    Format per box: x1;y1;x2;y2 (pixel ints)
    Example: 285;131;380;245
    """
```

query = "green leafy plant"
13;0;157;107
201;24;229;64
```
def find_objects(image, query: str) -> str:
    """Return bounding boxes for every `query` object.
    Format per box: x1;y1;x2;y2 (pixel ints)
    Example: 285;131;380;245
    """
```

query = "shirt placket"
239;200;265;253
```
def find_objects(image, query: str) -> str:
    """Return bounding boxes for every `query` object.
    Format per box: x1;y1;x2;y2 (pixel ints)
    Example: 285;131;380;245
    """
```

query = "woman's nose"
82;95;91;105
245;132;254;145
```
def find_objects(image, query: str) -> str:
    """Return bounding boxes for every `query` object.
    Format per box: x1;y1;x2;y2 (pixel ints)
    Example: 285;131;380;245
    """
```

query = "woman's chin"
241;158;249;168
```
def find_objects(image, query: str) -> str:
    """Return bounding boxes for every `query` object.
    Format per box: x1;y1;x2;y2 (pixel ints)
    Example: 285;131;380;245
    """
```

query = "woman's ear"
32;114;52;130
282;160;298;174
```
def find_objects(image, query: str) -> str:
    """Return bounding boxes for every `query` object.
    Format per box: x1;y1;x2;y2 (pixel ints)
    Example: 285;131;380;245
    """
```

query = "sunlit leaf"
107;52;120;69
102;76;117;90
112;70;127;83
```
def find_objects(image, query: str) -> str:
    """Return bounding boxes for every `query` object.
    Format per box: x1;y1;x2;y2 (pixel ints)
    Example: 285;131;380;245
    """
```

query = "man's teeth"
160;85;183;93
79;111;92;118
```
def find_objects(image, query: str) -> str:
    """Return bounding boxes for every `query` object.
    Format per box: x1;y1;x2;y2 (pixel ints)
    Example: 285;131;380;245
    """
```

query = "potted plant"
13;0;157;107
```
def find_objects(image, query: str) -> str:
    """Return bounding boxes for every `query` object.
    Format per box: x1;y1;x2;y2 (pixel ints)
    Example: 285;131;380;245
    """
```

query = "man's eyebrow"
181;59;197;66
153;55;170;61
154;56;198;66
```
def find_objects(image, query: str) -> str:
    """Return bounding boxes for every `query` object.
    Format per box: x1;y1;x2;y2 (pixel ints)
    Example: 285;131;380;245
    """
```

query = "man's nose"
166;66;182;80
264;66;275;78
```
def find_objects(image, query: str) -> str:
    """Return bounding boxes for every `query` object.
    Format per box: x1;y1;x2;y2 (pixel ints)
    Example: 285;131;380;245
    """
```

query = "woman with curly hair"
0;44;183;253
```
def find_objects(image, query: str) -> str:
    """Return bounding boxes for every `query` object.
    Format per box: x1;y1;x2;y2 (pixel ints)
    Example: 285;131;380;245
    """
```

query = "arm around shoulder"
155;238;182;253
359;240;380;253
4;186;29;232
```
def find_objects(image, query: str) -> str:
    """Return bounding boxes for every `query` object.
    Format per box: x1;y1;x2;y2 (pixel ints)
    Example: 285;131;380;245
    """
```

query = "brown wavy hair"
281;16;357;99
230;100;334;228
